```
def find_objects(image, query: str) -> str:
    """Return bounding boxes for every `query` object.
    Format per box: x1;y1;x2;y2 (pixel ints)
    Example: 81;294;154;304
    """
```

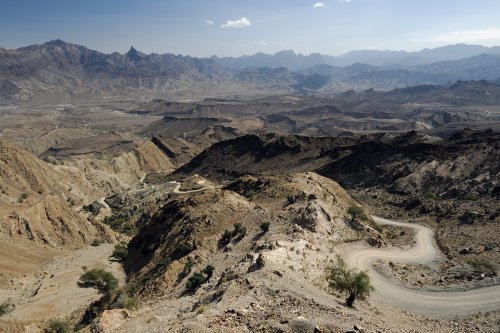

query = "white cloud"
205;20;214;26
313;2;325;8
416;27;500;44
257;40;268;46
220;17;251;29
337;0;352;2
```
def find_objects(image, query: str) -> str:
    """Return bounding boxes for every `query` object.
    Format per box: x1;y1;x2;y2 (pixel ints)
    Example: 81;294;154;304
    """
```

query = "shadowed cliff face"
173;129;500;200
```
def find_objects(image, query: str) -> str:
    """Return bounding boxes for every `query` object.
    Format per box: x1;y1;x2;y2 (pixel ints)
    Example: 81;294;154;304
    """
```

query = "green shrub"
347;206;368;221
123;296;139;310
459;211;476;225
183;258;194;274
235;225;246;240
112;243;128;261
219;229;233;246
424;191;440;201
78;268;118;293
172;242;194;260
103;215;137;236
185;265;215;292
186;271;207;292
327;256;374;307
260;221;270;233
44;319;71;333
203;264;215;279
20;193;28;199
158;255;172;269
467;259;496;276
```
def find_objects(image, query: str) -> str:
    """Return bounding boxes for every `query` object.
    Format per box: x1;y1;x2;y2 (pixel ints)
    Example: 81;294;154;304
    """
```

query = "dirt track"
344;216;500;317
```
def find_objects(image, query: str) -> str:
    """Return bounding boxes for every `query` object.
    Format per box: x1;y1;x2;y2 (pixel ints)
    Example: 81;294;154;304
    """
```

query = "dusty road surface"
169;181;222;194
344;216;500;317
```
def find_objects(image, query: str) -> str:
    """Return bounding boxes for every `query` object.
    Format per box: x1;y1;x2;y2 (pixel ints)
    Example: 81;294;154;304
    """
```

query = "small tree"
327;256;374;307
78;268;118;293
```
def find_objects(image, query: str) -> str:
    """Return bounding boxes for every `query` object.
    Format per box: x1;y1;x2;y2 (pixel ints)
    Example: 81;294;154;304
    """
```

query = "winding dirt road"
168;181;222;194
344;216;500;317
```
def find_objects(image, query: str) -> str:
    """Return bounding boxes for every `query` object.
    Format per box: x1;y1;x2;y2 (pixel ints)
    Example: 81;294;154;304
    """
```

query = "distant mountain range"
1;40;500;103
212;44;500;69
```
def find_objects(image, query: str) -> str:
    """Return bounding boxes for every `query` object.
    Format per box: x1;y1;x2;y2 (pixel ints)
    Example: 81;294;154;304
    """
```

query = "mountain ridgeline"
2;40;500;102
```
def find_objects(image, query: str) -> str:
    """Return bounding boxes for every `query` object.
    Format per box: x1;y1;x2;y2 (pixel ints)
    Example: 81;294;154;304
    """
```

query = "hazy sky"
1;0;500;57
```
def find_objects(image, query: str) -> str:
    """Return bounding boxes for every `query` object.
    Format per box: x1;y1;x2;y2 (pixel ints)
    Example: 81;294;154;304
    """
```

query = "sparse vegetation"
78;268;118;293
0;302;14;317
464;194;479;201
123;295;139;310
220;229;233;246
44;319;71;333
347;205;368;221
103;214;137;236
91;238;103;246
195;304;206;314
467;259;497;276
459;211;477;225
82;203;101;215
424;191;440;201
172;241;194;260
112;242;128;260
183;258;194;274
186;265;215;292
157;255;172;269
260;221;270;232
219;223;247;246
234;223;246;240
327;256;374;307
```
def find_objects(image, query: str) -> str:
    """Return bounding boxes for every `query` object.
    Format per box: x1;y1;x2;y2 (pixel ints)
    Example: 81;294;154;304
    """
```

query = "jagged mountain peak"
126;46;144;61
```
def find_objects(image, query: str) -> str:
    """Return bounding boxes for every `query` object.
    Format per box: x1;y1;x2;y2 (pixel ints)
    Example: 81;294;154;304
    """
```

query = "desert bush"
183;258;194;274
112;242;128;261
203;264;215;279
459;211;477;225
91;239;103;247
234;224;246;240
424;191;440;201
78;269;118;293
347;206;368;221
82;204;101;215
0;302;14;317
186;265;215;292
103;214;137;236
467;259;497;276
327;256;374;307
158;255;172;269
186;271;207;292
44;319;71;333
172;241;194;260
260;221;270;232
219;229;233;246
